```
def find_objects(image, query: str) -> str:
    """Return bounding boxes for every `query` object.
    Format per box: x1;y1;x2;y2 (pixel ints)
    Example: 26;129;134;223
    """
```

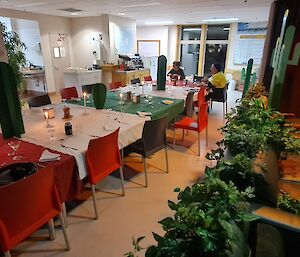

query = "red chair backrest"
109;82;122;89
60;87;79;100
0;167;61;251
197;87;206;106
86;129;121;185
197;102;208;132
144;76;152;82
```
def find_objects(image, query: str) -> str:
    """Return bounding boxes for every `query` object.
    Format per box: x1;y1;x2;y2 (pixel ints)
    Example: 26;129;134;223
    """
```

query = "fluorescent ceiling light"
118;12;125;16
15;2;47;8
120;2;160;8
223;27;230;31
203;18;238;23
71;12;79;16
183;28;201;31
144;21;174;25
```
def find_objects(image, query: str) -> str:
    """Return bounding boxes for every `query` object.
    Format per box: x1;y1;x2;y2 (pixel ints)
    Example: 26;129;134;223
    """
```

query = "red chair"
173;102;208;156
60;87;79;100
85;128;125;219
109;81;122;90
0;167;70;257
144;76;152;82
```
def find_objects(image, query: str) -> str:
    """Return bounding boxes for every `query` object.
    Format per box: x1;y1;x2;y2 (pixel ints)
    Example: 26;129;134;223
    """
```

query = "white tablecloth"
21;103;150;179
117;84;199;100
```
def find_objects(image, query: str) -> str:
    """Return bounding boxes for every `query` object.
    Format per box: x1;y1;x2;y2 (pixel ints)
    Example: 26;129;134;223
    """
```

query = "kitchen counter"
112;69;150;85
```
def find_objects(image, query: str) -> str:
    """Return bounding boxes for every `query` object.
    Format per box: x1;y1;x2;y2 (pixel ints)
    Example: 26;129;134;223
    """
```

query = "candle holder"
44;111;54;128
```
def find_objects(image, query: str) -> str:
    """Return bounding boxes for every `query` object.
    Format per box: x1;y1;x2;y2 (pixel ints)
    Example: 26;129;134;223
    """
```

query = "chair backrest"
82;84;94;94
109;81;122;90
131;78;140;84
210;83;228;102
28;94;51;108
197;87;206;106
0;166;61;251
197;102;208;132
142;115;168;156
60;87;79;100
86;129;121;185
144;76;152;82
184;91;195;117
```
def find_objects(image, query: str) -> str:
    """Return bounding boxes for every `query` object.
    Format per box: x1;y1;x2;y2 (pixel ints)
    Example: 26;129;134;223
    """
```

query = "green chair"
92;83;107;109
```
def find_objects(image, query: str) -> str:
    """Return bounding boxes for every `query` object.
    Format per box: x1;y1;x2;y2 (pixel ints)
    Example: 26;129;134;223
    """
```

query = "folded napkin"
39;150;60;162
103;124;119;131
137;111;152;117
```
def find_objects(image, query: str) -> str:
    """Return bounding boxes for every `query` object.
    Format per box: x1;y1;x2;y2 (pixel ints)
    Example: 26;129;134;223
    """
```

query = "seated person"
199;63;227;101
167;61;185;81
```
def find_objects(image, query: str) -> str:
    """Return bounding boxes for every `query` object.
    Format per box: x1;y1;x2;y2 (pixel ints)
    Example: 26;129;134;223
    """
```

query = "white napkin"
103;124;119;131
137;111;152;117
39;150;60;162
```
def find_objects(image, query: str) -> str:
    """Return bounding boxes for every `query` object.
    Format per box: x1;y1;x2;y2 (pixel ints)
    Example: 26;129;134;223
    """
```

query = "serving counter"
112;69;150;85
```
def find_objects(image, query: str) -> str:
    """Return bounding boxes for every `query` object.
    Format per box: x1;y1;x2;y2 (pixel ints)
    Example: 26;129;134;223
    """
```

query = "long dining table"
20;103;150;180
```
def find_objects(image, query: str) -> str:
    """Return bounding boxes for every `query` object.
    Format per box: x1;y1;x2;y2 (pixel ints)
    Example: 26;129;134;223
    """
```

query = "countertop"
113;68;150;74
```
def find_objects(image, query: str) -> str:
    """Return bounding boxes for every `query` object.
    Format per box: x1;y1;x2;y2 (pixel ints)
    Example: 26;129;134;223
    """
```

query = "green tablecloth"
66;92;184;122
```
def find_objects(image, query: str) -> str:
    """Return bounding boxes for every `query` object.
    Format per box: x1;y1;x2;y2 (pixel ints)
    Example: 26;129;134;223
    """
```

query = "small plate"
0;162;38;186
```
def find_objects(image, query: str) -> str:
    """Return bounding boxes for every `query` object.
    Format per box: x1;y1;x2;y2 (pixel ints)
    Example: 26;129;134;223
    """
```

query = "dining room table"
0;135;82;203
19;103;150;180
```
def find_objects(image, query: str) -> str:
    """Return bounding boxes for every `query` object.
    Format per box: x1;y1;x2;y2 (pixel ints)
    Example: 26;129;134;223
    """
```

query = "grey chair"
27;94;51;108
210;82;229;116
127;115;169;187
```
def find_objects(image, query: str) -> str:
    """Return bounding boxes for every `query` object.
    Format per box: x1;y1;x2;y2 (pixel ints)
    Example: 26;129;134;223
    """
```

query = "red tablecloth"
0;136;83;203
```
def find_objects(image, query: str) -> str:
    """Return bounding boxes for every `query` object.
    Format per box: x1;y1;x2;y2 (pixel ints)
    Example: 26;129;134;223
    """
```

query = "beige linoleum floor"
8;89;242;257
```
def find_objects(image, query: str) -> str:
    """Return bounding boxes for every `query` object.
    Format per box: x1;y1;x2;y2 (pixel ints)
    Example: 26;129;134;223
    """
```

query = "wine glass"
8;141;22;160
48;129;56;144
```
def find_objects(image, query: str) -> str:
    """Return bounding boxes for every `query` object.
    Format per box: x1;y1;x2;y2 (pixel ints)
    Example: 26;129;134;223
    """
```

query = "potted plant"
0;22;26;92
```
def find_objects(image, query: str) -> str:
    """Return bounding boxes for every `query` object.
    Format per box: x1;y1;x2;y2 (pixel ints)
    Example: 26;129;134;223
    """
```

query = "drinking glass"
8;141;22;160
48;129;56;144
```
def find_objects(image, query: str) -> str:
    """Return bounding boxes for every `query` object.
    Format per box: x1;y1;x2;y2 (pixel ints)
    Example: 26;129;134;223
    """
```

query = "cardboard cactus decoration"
0;62;25;139
92;83;107;109
157;55;167;90
269;9;300;109
242;59;253;96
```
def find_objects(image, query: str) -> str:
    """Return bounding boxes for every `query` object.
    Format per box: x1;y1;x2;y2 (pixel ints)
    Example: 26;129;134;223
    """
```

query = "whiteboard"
234;38;265;65
137;40;160;57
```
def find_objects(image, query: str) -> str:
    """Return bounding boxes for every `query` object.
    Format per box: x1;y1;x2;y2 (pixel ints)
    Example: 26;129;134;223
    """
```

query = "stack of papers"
39;150;60;162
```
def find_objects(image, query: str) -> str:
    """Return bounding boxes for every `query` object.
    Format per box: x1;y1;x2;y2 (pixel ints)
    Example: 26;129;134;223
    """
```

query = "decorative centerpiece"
63;104;72;119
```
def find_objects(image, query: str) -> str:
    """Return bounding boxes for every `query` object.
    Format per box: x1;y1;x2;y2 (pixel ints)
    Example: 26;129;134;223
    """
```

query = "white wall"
0;8;73;92
11;18;43;66
71;15;110;68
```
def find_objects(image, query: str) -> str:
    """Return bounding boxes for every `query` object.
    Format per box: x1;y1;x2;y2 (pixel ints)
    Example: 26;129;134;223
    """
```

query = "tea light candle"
120;93;123;103
44;111;52;128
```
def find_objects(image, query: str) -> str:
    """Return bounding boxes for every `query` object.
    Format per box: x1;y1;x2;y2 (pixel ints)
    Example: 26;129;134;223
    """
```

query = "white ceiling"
0;0;273;25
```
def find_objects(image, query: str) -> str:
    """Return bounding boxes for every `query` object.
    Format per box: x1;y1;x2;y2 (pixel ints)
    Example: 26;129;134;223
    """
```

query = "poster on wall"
113;23;135;55
237;22;267;34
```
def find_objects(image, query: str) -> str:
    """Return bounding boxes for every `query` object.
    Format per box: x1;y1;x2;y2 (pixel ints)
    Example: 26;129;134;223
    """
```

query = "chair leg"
59;212;71;250
91;184;99;219
121;149;125;170
206;126;208;146
48;218;56;240
182;129;185;141
119;166;125;196
223;102;225;117
165;147;169;173
62;202;68;227
143;157;148;187
197;132;200;156
173;128;176;148
4;251;11;257
225;100;228;114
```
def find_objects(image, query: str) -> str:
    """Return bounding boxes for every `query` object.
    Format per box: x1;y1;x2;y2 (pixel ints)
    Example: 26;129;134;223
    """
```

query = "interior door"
49;33;71;91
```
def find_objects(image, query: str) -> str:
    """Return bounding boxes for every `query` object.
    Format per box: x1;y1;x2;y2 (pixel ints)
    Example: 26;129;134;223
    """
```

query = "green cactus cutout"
269;23;300;109
241;67;246;82
242;59;253;96
251;72;257;86
0;62;24;139
157;55;167;90
92;83;107;109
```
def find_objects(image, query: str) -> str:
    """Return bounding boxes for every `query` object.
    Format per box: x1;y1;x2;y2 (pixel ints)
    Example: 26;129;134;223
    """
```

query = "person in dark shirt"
167;61;185;80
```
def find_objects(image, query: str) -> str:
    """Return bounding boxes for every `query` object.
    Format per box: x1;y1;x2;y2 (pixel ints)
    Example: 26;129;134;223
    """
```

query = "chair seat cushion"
174;117;198;131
